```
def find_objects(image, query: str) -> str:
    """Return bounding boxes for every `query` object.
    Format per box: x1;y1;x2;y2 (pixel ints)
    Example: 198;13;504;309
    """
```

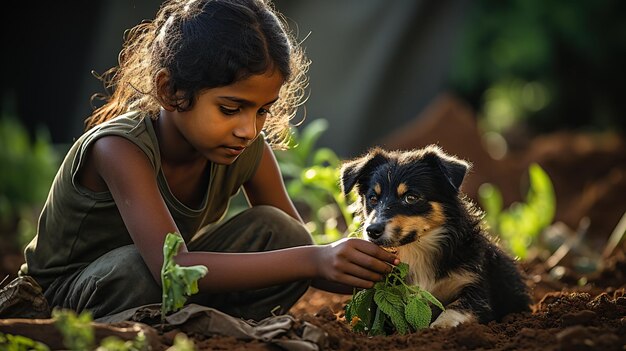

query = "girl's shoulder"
94;111;150;132
78;111;161;170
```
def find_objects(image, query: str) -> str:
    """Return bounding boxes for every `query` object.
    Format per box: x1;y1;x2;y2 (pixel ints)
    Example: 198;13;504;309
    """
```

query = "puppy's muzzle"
366;222;386;240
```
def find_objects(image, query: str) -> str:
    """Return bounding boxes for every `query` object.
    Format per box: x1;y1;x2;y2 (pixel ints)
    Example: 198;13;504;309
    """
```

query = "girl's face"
168;68;284;165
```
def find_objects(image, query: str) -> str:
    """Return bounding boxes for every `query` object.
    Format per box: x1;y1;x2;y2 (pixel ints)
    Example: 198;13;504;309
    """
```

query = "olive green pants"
43;206;313;321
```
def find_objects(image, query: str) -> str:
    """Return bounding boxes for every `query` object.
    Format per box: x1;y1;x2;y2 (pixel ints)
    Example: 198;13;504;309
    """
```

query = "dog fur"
340;145;531;328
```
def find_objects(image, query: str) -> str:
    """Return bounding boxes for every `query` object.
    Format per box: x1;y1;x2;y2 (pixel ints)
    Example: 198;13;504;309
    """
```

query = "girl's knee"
245;206;314;247
75;246;161;317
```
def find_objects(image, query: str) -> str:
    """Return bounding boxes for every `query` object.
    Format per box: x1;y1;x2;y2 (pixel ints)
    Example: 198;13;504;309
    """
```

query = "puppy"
340;145;531;328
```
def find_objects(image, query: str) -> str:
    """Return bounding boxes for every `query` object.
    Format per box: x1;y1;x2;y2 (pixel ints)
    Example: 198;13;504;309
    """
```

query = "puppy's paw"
430;309;475;328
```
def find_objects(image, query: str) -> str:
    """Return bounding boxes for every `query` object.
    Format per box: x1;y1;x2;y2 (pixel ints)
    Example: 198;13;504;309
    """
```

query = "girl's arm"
242;141;303;222
90;135;181;281
92;136;397;293
240;141;397;293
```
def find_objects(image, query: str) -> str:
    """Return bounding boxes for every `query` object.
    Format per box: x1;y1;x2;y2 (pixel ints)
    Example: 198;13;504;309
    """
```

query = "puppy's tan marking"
431;270;480;305
390;216;430;235
427;202;446;227
388;202;446;237
397;183;408;197
396;228;445;290
374;183;381;195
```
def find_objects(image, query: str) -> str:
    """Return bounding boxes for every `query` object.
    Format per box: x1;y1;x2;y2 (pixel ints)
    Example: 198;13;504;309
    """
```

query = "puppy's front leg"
430;289;491;328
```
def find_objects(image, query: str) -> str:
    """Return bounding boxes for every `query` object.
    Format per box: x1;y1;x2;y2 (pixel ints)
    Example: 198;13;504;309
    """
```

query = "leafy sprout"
52;309;95;351
161;232;208;322
0;333;50;351
479;163;556;258
345;262;444;336
275;119;360;243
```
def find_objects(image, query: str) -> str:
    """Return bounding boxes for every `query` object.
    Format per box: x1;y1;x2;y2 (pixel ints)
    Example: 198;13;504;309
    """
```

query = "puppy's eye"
403;194;420;205
368;195;378;206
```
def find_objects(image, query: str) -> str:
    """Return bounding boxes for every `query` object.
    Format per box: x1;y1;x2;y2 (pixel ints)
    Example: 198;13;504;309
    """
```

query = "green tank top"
21;111;265;288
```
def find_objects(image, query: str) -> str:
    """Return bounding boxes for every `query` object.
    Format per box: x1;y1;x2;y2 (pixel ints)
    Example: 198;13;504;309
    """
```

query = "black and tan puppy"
340;145;531;327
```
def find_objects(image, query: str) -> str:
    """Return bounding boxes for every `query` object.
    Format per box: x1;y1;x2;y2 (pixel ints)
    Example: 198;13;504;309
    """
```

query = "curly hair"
86;0;309;149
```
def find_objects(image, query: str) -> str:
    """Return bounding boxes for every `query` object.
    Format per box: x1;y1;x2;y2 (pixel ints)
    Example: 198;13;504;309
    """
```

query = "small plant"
165;333;196;351
52;308;148;351
344;262;444;336
52;308;96;351
275;119;360;243
0;116;60;250
0;333;50;351
96;333;147;351
160;232;208;323
479;163;556;259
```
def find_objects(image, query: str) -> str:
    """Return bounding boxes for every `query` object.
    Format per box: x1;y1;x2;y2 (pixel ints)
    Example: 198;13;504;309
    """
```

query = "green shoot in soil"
51;309;148;351
52;309;95;350
161;233;208;323
0;333;50;351
345;262;444;335
479;163;555;259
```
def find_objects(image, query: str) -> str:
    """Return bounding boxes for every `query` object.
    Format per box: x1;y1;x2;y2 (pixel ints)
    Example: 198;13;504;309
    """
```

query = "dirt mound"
293;288;625;351
2;254;625;350
277;253;626;351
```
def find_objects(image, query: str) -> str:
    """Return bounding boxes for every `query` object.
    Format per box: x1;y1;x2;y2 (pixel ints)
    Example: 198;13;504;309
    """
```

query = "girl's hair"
87;0;309;148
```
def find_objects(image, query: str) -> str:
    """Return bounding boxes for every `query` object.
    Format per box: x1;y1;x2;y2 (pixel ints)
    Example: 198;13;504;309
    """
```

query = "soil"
1;94;625;350
6;253;625;351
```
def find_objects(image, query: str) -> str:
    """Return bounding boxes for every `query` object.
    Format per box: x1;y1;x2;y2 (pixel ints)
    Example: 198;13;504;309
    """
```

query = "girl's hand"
315;237;400;289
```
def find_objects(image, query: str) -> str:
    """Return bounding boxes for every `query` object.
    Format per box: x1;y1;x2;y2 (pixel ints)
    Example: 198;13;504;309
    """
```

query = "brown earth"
4;252;624;351
1;94;626;350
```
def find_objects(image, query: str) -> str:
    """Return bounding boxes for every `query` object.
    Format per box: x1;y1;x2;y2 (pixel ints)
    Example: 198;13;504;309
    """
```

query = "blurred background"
2;0;625;153
1;0;626;283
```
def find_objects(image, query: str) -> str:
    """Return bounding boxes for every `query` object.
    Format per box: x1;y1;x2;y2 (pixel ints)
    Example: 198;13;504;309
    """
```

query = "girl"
20;0;398;321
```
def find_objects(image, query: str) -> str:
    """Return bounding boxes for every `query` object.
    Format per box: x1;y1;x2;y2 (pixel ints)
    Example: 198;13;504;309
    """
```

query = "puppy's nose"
366;222;385;239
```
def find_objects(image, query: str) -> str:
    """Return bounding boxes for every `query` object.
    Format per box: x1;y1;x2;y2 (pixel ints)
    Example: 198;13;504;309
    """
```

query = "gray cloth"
97;303;327;351
44;206;313;320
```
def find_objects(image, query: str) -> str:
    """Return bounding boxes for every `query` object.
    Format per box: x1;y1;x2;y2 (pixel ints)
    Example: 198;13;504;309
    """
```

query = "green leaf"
478;183;503;231
0;333;50;351
374;288;409;335
161;233;208;320
311;147;340;167
369;305;387;336
295;119;329;162
478;163;555;259
167;333;196;351
97;331;147;351
345;262;441;335
345;288;376;332
405;298;432;330
419;289;445;311
52;309;95;351
393;263;410;280
527;163;555;229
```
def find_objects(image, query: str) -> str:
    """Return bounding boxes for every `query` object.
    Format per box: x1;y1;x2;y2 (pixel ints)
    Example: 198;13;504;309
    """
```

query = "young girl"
20;0;398;321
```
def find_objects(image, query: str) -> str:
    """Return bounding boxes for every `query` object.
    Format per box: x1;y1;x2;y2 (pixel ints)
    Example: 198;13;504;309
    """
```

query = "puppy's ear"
423;146;470;192
340;148;388;195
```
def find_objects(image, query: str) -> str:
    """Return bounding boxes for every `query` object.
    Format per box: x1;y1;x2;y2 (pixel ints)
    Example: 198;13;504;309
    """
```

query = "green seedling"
51;309;148;351
345;262;444;336
0;333;50;351
479;163;555;259
274;119;360;244
52;308;95;351
161;233;208;322
96;332;147;351
166;333;196;351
